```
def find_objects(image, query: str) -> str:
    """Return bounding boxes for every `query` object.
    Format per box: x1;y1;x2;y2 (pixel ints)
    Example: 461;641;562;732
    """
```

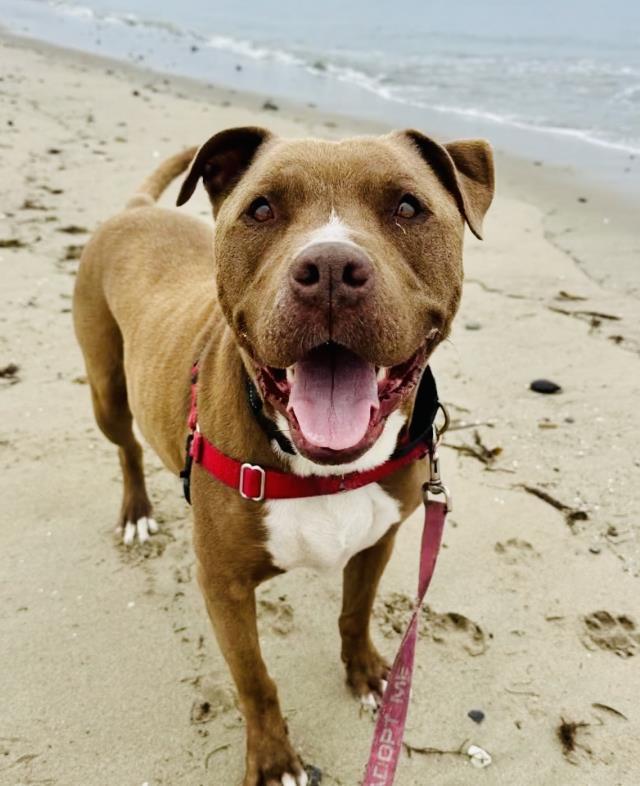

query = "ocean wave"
35;0;640;156
204;35;305;67
427;103;640;154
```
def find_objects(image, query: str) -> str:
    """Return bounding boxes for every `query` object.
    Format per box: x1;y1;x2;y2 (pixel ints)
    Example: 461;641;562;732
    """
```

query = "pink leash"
363;446;450;786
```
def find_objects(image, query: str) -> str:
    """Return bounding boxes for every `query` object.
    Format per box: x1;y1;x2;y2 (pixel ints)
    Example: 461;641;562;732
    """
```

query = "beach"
1;30;639;786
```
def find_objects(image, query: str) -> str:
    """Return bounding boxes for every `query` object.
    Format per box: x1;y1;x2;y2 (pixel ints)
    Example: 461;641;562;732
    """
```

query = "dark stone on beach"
468;709;485;724
47;148;61;155
132;89;140;97
190;45;199;53
262;99;279;111
465;321;482;331
235;64;243;71
577;196;588;203
530;379;562;394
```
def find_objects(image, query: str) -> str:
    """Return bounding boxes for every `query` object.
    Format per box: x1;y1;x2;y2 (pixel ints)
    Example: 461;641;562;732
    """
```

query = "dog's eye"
395;194;421;219
248;197;274;223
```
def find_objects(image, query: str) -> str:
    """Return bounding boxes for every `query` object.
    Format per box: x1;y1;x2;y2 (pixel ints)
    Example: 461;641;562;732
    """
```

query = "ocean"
2;0;640;187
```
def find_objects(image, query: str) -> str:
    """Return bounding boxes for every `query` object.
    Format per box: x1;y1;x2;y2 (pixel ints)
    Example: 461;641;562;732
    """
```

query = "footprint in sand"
375;593;487;656
258;597;295;636
581;611;640;658
494;537;540;565
190;673;238;725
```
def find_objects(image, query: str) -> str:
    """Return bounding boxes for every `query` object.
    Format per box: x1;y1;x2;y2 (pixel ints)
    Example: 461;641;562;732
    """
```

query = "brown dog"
73;128;494;785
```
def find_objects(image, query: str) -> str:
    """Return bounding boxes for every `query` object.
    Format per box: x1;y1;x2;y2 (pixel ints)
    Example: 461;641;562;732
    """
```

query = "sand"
1;32;639;786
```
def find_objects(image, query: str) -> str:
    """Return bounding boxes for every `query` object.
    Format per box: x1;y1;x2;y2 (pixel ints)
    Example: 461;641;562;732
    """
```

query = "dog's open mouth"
255;342;426;463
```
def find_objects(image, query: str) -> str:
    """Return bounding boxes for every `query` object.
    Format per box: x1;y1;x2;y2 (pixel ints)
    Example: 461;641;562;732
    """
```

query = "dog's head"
177;128;494;465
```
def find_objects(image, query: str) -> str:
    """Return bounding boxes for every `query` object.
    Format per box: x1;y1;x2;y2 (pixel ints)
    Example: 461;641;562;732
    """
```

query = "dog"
73;127;494;785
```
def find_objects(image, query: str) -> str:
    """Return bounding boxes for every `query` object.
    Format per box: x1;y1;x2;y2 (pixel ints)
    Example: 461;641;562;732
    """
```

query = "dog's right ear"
176;127;272;209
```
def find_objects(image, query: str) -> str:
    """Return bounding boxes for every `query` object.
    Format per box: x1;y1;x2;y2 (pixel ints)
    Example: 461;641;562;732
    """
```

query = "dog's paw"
244;733;307;786
245;764;308;786
343;642;390;711
277;772;308;786
119;516;159;546
360;679;388;712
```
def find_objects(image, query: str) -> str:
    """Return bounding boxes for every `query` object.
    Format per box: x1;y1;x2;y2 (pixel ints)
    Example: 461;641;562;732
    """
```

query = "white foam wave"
205;35;305;67
38;0;640;157
427;103;640;154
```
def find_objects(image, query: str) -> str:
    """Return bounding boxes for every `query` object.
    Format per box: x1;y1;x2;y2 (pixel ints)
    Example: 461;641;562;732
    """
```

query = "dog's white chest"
264;484;400;572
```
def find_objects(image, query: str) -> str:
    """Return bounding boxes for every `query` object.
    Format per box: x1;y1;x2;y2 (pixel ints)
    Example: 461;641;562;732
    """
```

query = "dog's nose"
289;242;374;307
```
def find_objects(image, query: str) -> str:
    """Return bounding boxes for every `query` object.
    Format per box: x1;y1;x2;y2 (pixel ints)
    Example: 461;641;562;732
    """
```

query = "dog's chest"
264;484;400;572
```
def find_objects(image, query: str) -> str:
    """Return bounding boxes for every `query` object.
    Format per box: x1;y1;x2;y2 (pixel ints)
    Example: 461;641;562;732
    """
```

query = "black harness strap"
245;377;296;455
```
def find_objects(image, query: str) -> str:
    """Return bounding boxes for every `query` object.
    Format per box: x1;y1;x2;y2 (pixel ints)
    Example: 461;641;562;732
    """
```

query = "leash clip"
423;419;452;512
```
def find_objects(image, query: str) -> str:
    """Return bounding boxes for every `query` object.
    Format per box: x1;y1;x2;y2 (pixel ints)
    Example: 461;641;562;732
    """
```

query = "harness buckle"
239;463;266;502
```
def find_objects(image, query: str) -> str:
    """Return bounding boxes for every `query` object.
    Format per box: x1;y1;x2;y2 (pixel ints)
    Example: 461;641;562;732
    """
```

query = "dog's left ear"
400;131;495;239
176;126;272;210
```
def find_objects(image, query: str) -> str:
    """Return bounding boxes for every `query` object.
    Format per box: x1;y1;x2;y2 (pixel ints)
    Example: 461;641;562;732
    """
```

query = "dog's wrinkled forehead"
177;127;494;240
236;137;425;198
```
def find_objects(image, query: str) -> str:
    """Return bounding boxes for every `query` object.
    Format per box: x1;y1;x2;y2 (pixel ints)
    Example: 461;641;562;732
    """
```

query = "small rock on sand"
530;379;562;394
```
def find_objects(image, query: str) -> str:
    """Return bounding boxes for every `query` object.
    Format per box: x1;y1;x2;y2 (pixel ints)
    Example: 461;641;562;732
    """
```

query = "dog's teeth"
376;367;388;382
286;366;295;384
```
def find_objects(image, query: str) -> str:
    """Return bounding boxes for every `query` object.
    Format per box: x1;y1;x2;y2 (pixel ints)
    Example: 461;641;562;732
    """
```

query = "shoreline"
3;1;640;188
1;29;639;786
3;27;639;301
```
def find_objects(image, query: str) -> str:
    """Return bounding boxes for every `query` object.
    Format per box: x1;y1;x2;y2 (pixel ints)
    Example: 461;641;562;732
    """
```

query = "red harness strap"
190;431;428;501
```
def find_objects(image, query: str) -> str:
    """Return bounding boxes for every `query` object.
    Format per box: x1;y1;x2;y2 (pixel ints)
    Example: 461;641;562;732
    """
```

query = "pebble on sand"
530;379;562;394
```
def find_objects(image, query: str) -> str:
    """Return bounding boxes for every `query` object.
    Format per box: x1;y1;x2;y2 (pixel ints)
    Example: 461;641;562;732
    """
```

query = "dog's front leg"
339;527;398;709
197;563;307;786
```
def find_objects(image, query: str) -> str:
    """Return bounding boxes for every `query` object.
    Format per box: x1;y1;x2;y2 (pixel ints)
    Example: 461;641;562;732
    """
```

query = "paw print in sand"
375;593;487;656
494;537;540;565
581;611;640;658
258;597;295;636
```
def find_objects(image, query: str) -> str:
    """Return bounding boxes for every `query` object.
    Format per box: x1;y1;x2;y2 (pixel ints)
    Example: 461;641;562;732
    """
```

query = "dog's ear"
176;126;272;209
399;131;494;239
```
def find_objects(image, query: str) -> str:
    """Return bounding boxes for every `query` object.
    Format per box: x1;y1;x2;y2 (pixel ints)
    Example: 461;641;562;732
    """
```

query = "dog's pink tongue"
288;345;378;451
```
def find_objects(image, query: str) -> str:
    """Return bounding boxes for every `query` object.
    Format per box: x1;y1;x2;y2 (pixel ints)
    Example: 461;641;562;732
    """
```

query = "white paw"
281;772;308;786
122;517;159;546
360;692;378;710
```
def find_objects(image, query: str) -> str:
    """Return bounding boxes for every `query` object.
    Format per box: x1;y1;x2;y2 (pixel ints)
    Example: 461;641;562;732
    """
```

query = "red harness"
183;362;451;786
